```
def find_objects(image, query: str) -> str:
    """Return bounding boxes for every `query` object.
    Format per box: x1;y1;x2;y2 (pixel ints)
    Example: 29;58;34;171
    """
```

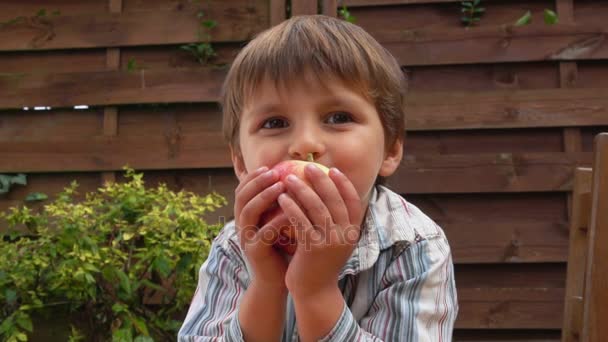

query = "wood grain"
0;0;269;51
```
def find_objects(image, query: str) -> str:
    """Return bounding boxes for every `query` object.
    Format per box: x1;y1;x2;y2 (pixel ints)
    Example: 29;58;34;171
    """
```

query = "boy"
179;15;458;341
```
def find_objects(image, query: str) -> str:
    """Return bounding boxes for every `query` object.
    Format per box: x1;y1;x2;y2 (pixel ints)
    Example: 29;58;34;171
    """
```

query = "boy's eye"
325;112;354;124
261;117;289;129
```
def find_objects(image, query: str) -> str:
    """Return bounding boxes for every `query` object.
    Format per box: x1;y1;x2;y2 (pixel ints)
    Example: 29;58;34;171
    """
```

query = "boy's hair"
221;14;407;156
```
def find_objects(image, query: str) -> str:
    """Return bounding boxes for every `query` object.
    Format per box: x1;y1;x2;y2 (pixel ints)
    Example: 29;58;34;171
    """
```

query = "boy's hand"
234;167;289;289
278;165;364;298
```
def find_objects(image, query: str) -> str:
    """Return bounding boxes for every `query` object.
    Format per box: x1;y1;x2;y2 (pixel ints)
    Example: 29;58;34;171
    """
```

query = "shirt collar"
338;185;416;279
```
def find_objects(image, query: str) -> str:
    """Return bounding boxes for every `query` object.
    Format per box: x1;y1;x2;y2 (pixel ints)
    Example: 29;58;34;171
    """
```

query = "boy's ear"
378;137;403;177
230;145;247;182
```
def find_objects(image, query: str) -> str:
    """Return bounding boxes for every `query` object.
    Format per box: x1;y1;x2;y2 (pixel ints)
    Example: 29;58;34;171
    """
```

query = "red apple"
259;159;330;255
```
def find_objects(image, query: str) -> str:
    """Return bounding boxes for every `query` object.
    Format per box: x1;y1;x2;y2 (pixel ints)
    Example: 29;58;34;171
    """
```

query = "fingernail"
286;174;298;183
278;193;288;202
256;166;268;173
264;170;276;178
272;182;283;191
306;164;319;173
331;167;342;175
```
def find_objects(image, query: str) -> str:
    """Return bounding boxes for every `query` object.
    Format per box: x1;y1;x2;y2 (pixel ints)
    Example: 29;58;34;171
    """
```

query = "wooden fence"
1;0;607;340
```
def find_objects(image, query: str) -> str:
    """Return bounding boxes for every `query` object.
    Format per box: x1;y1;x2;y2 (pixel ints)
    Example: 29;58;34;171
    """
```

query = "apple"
259;157;330;255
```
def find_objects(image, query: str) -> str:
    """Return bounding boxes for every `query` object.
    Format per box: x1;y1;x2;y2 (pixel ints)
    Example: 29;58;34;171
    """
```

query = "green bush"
0;168;227;342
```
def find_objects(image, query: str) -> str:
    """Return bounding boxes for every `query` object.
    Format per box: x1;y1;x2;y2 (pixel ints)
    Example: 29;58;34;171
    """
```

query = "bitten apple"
259;158;330;255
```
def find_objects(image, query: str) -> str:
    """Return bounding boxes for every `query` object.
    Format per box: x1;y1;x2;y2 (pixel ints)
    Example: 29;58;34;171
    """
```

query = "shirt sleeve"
319;235;459;342
178;239;248;342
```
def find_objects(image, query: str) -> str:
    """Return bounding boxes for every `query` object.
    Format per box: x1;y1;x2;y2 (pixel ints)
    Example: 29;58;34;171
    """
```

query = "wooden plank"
407;129;565;155
0;146;592;194
370;24;608;66
0;1;269;51
0;68;226;109
270;0;286;26
445;221;569;264
0;109;103;138
344;0;457;5
291;0;317;15
404;88;608;131
322;0;338;17
582;133;608;341
0;50;106;73
389;152;592;194
102;0;122;186
4;68;608;132
455;264;566;329
407;63;560;92
561;168;592;342
0;132;232;172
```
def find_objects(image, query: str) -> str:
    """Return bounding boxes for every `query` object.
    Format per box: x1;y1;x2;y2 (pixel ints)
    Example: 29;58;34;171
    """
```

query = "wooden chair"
562;133;608;342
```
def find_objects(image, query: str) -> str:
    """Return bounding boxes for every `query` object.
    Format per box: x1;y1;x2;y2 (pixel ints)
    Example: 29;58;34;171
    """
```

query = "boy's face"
231;73;403;206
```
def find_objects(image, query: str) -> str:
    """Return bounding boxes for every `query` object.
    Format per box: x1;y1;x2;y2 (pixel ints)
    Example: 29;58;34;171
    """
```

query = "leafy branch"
180;10;218;65
461;0;485;27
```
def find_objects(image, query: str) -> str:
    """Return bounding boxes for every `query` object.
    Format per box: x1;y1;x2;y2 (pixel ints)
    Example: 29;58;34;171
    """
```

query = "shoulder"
367;185;448;251
207;220;247;265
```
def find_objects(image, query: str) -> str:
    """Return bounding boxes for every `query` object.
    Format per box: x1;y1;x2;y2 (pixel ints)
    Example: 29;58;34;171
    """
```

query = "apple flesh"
259;160;330;255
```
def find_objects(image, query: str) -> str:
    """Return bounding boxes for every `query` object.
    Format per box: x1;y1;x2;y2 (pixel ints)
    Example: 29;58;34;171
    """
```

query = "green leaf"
473;0;480;6
202;20;217;29
25;192;48;202
461;16;471;23
475;7;485;13
116;270;132;297
127;58;137;72
11;174;27;186
154;254;171;278
15;315;33;333
461;2;473;8
112;327;132;342
130;316;150;336
123;232;135;241
36;9;47;17
134;336;154;342
514;10;532;26
5;289;17;304
544;9;558;25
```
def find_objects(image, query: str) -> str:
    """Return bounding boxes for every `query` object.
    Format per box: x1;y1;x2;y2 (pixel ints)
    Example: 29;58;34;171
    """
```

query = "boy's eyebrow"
246;94;365;117
246;103;282;117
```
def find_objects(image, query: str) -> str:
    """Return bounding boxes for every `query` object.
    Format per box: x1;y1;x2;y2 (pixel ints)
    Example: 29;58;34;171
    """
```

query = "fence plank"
388;152;592;193
4;68;608;132
0;68;225;109
455;264;565;329
367;24;608;66
405;88;608;131
0;145;592;194
582;133;608;341
445;221;568;264
291;0;318;15
0;0;269;51
344;0;458;5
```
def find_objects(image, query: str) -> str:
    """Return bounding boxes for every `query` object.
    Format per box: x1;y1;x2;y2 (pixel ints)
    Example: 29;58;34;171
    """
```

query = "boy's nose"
288;128;325;161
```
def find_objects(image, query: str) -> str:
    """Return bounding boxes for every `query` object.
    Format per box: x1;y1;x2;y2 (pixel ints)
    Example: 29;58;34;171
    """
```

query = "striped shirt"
179;185;458;341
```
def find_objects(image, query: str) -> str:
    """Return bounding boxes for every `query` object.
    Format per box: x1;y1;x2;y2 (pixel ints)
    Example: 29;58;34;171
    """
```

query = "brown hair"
221;14;407;155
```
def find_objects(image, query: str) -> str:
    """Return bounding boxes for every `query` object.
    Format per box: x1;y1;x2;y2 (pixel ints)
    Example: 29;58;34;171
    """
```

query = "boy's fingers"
257;212;290;246
278;193;316;246
234;169;278;216
305;164;349;226
329;168;363;227
240;181;285;227
284;173;332;228
234;166;268;194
